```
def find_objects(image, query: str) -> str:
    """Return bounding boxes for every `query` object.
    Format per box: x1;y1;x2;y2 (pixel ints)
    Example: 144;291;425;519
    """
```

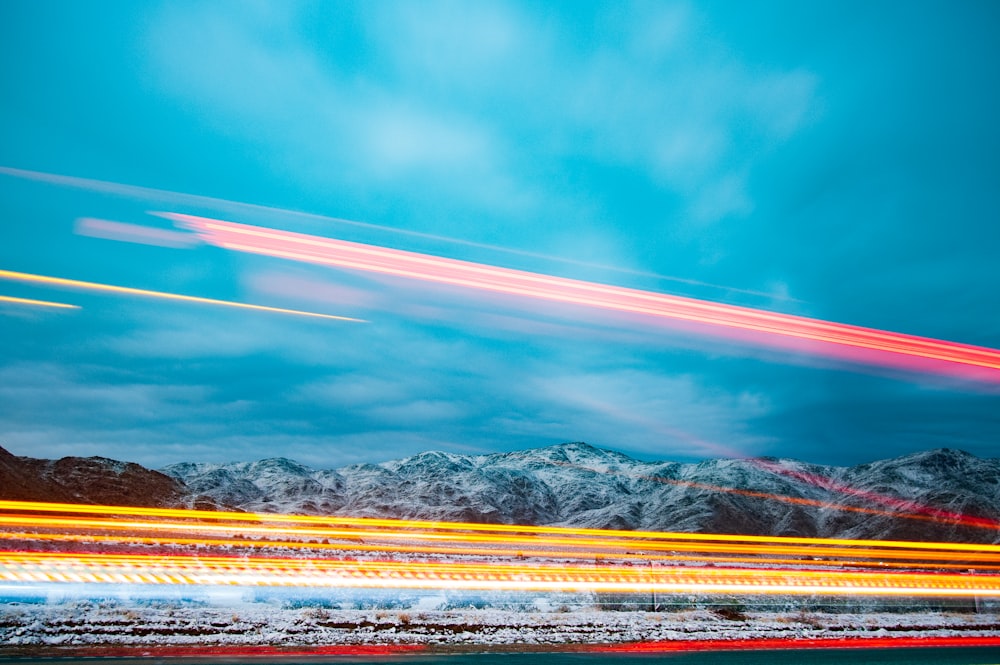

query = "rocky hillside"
0;446;186;507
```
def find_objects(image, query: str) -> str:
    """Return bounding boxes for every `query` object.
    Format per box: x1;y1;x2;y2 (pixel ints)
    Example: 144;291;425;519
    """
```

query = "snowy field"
2;598;999;653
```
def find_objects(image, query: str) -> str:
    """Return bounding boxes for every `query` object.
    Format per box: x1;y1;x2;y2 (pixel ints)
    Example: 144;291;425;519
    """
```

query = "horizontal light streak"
5;505;1000;576
0;270;366;322
599;635;1000;652
165;214;1000;379
2;551;997;596
7;529;998;572
7;517;998;564
4;500;998;554
5;501;998;599
6;513;998;565
0;294;79;309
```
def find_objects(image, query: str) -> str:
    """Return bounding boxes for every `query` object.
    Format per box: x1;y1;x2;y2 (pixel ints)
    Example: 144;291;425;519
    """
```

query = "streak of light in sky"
0;269;366;323
0;294;79;310
0;165;799;301
164;213;1000;382
74;217;201;249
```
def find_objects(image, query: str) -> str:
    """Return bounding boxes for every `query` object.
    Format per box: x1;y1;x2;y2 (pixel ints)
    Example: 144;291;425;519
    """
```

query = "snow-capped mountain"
161;442;1000;544
2;442;997;543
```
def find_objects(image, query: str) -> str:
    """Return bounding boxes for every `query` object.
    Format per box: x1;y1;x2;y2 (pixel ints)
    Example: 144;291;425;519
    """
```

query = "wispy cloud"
144;1;817;248
144;3;527;218
533;370;772;460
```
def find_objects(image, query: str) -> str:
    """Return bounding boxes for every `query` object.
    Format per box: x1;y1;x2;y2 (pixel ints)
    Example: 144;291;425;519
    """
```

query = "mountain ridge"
158;442;1000;543
2;442;998;543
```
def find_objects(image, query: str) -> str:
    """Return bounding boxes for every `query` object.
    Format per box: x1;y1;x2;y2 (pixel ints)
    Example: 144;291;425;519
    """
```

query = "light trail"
4;501;1000;574
0;294;79;309
75;217;201;249
538;458;1000;532
0;165;794;302
163;213;1000;380
2;551;998;596
751;458;1000;530
0;269;365;323
4;501;999;600
7;529;999;572
5;500;998;554
598;635;1000;652
6;512;1000;563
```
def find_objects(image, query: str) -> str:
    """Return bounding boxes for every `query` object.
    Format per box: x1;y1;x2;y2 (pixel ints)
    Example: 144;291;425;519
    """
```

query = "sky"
1;1;998;470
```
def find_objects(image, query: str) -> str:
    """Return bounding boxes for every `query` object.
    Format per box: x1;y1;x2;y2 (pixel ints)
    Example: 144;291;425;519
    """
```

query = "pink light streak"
163;213;1000;383
752;459;1000;530
75;217;201;249
0;165;798;302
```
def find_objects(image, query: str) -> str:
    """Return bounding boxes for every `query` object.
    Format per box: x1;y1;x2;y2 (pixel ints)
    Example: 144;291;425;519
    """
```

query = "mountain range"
2;442;999;543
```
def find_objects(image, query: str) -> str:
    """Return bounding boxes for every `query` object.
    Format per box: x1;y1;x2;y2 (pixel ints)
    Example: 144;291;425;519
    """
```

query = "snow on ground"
2;601;998;651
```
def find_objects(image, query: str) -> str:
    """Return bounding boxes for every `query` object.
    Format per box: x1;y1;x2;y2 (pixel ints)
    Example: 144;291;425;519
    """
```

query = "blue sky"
1;1;998;469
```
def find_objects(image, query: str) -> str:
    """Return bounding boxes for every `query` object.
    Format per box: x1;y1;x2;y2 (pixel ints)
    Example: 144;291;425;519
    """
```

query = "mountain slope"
3;442;998;543
0;445;186;507
161;442;1000;543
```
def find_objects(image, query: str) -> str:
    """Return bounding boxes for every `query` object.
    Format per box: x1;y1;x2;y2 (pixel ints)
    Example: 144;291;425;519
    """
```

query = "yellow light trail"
6;529;998;572
0;270;366;323
2;551;997;597
5;501;999;597
4;503;1000;569
4;500;998;555
0;294;79;309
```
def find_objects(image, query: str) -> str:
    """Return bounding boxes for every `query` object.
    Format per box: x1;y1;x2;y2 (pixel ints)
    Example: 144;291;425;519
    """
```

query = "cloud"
143;3;533;220
527;369;773;460
144;2;817;246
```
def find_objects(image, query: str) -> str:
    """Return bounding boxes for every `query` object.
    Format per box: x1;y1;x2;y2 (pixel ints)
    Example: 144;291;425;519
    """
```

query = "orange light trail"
539;458;1000;532
3;551;998;596
5;500;1000;585
0;294;79;309
4;500;998;555
6;529;998;572
0;269;366;323
750;458;1000;530
4;501;1000;599
5;500;1000;554
164;213;1000;380
6;512;1000;564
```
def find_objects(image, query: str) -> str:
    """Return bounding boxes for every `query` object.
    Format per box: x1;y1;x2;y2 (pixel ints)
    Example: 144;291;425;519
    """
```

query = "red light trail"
598;635;1000;653
161;213;1000;381
538;458;1000;533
